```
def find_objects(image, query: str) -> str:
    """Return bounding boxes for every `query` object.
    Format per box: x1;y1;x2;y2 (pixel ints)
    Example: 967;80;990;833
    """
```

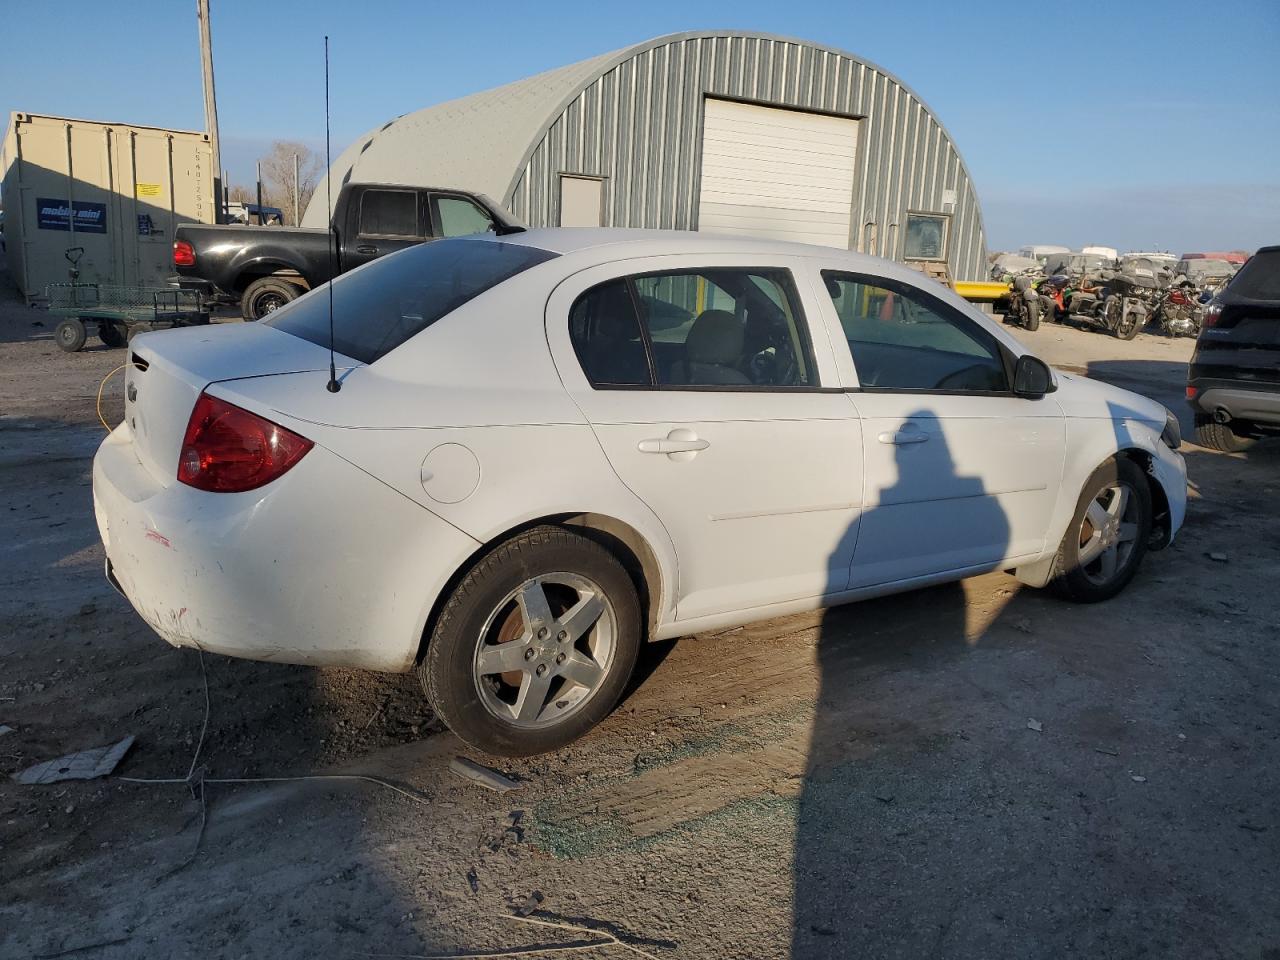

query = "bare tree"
228;184;254;203
259;141;323;225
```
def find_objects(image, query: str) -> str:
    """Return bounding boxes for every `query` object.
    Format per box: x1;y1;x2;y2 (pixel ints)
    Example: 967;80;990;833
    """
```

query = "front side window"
568;268;815;389
824;272;1008;392
359;189;419;238
433;195;494;237
903;213;949;261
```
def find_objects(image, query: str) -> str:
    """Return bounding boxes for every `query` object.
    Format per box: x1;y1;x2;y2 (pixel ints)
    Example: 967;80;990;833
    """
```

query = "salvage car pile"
990;250;1243;340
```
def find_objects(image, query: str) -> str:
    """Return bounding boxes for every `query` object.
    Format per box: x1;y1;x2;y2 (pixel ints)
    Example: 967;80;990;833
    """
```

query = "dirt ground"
2;272;1277;960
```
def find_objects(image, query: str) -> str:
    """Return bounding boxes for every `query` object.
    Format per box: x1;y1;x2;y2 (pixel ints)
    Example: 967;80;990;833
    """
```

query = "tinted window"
570;269;815;389
569;280;651;386
824;272;1008;392
433;195;494;237
359;189;418;237
265;238;557;364
1228;250;1280;299
637;269;813;387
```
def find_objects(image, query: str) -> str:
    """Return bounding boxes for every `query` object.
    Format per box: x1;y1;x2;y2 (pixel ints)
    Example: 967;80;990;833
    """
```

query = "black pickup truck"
173;183;520;319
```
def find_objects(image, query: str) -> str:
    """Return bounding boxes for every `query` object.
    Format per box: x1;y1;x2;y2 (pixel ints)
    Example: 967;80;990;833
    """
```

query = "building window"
903;213;949;261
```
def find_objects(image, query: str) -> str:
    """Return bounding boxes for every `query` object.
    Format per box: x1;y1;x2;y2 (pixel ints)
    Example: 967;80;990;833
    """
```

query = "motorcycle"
1065;264;1159;340
1003;274;1046;330
1154;278;1205;337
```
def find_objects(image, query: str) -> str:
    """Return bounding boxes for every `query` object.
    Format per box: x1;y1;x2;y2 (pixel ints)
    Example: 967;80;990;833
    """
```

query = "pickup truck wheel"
241;277;301;320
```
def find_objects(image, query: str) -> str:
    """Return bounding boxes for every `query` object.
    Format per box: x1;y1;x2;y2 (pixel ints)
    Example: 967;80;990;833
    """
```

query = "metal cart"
45;283;211;352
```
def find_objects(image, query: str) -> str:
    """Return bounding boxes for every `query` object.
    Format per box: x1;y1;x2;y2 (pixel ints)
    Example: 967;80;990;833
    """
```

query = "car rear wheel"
419;526;641;756
240;277;302;320
1194;416;1254;452
1050;458;1152;603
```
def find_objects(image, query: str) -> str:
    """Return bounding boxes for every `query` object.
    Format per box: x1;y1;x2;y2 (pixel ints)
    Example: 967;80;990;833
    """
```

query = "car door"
546;255;863;623
816;268;1066;588
342;186;428;271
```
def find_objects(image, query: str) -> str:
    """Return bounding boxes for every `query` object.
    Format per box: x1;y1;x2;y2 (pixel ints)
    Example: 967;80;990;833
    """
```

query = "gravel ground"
1;269;1277;960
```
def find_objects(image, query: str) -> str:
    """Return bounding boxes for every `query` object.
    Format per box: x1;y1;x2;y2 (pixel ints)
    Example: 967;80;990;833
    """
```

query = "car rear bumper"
92;423;480;672
1188;381;1280;427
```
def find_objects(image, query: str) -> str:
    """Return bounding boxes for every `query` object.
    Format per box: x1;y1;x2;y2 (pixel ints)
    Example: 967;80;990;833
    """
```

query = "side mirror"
1014;354;1056;398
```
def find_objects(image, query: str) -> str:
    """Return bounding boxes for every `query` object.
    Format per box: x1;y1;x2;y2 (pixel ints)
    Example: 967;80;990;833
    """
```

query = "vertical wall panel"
509;34;987;280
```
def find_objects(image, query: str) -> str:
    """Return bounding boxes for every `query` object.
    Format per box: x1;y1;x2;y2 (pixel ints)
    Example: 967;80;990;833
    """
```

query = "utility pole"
197;0;222;223
256;160;264;225
293;153;300;225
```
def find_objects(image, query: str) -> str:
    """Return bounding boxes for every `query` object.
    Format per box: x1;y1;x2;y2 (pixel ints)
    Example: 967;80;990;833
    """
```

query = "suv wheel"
1051;458;1152;603
419;526;641;756
1194;416;1254;453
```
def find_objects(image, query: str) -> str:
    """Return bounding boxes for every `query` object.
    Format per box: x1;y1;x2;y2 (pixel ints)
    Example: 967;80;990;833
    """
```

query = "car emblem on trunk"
127;383;137;403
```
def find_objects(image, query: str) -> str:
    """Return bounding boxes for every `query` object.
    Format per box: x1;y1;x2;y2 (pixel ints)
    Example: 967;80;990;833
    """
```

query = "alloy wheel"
473;572;616;728
1077;482;1139;585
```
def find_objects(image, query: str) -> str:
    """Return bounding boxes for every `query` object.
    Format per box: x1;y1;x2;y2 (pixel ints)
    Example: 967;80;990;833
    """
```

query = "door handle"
878;430;930;445
638;428;708;461
356;244;378;254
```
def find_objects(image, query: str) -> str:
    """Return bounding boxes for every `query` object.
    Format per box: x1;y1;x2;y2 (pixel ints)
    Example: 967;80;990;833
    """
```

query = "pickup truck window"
359;189;419;238
433;195;494;237
263;238;558;364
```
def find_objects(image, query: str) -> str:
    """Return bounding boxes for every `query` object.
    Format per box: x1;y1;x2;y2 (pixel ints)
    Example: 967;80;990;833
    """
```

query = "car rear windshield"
264;238;558;363
1227;250;1280;300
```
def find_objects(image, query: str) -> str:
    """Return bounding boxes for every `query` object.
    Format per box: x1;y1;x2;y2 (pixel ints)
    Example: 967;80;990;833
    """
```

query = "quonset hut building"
306;31;987;281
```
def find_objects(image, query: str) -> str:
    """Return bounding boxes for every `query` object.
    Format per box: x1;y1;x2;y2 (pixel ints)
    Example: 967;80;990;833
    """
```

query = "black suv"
1187;245;1280;451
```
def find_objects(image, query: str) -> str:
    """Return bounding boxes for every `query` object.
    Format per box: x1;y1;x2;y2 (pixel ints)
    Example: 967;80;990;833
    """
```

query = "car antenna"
323;35;341;394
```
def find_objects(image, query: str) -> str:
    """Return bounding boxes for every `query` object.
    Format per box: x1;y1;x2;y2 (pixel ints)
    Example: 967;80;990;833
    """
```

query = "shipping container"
1;112;216;303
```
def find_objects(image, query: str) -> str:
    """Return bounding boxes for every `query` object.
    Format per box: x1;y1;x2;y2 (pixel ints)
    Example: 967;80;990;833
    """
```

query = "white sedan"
93;230;1187;756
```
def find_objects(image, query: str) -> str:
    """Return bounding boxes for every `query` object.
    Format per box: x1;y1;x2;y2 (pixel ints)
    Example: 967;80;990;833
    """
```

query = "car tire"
418;525;642;757
99;321;126;349
1050;458;1152;603
54;318;88;352
240;277;302;320
1194;416;1254;453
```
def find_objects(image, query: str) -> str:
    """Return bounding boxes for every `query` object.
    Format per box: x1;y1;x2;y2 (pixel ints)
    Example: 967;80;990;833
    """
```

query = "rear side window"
265;238;558;364
569;268;815;389
1228;251;1280;299
359;189;419;237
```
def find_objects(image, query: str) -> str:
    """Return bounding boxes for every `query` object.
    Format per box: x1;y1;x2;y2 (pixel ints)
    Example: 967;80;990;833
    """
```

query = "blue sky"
2;0;1276;252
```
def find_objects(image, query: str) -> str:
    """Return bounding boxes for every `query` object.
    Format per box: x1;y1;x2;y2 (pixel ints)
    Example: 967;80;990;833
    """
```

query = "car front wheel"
419;526;641;756
1050;458;1152;603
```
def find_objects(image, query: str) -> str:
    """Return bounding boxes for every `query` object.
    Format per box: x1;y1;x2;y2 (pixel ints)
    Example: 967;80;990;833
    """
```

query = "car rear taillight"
178;393;312;492
173;240;195;267
1186;386;1198;400
1202;300;1223;327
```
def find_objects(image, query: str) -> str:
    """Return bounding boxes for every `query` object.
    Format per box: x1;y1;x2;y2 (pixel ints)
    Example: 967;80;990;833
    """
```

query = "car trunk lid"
124;323;353;485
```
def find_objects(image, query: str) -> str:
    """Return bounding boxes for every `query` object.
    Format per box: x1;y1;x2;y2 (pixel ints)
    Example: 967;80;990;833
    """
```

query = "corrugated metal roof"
301;48;624;226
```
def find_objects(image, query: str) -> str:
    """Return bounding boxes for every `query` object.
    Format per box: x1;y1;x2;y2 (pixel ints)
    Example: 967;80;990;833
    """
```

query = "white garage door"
696;98;859;249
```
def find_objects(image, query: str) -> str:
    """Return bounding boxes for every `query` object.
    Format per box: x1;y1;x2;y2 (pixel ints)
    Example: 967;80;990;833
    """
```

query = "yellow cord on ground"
97;364;127;432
